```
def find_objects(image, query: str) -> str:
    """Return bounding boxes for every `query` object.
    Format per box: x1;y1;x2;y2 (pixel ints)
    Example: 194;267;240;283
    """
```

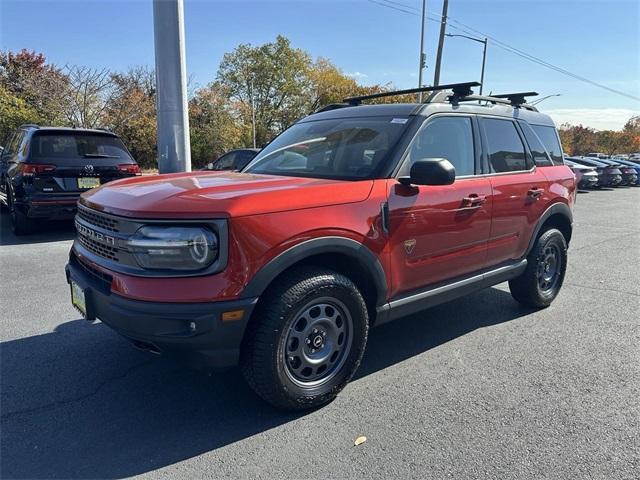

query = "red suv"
65;84;575;410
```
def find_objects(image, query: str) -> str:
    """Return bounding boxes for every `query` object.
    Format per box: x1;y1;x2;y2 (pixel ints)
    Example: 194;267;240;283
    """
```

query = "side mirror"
399;158;456;186
206;162;214;170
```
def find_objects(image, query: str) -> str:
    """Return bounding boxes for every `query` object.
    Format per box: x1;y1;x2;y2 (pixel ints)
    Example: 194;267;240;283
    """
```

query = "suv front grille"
77;234;119;261
73;253;113;289
77;207;120;232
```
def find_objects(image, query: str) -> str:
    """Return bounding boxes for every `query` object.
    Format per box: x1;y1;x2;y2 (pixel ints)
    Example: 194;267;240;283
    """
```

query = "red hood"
80;171;374;218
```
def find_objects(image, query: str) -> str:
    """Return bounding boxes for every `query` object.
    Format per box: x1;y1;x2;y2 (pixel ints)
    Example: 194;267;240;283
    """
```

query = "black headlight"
127;226;218;271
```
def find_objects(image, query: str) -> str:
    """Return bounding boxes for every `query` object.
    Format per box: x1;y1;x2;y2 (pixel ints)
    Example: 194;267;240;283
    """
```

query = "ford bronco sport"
65;83;575;410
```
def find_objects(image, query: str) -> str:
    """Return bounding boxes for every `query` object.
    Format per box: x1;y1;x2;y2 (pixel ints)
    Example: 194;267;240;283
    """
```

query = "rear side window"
482;118;528;173
532;125;564;165
519;121;552;167
30;133;131;160
406;116;475;177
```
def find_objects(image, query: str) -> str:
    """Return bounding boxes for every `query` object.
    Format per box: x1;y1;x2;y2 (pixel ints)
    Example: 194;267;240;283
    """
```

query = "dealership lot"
1;188;638;479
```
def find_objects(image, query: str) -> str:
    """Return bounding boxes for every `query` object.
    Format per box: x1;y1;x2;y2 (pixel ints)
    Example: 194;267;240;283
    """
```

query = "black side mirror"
399;158;456;186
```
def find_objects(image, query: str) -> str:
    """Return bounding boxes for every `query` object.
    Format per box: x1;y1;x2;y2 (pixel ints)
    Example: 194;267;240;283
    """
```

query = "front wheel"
240;267;369;411
509;228;567;308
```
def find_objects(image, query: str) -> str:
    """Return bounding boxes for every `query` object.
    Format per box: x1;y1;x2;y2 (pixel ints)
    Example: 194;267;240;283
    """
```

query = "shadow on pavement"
1;287;533;478
0;211;75;246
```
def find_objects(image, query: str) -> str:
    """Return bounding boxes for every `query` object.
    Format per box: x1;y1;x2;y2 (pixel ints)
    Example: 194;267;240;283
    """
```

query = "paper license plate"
78;177;100;189
71;280;87;318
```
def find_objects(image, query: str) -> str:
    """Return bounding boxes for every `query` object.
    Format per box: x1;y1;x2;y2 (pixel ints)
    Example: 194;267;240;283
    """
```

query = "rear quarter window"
531;125;564;165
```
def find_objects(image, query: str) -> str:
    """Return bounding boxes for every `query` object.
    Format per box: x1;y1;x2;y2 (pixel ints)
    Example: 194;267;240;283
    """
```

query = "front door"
387;115;492;299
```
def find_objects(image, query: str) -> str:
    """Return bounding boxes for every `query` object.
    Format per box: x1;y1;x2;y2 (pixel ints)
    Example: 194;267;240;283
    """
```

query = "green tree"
0;49;68;138
216;35;312;146
189;84;242;168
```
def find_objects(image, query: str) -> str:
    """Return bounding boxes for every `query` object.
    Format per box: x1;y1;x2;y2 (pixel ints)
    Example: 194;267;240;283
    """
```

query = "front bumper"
65;254;258;370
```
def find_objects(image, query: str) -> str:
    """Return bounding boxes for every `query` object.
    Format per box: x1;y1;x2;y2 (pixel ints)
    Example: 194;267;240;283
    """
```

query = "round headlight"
127;226;218;271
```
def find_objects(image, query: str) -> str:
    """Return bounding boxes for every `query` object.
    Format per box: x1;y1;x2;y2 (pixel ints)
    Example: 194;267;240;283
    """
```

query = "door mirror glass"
399;158;456;186
206;162;214;170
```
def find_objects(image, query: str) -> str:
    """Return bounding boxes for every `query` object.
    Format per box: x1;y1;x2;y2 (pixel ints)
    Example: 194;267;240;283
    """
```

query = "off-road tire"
240;267;369;411
509;228;567;308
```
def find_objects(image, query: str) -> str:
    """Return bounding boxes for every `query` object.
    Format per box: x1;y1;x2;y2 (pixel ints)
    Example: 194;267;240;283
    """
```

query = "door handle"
527;188;543;199
461;194;486;208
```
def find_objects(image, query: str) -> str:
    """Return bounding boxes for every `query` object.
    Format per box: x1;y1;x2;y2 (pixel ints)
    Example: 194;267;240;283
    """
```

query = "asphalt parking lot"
1;187;639;479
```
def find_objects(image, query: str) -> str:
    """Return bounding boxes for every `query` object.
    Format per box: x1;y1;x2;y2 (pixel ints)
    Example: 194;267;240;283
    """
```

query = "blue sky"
1;0;639;129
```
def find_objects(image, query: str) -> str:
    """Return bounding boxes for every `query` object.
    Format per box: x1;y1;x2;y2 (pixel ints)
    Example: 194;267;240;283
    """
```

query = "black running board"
375;259;527;325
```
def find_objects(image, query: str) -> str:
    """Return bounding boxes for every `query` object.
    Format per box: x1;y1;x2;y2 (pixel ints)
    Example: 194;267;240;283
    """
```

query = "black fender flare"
525;202;573;255
241;236;388;307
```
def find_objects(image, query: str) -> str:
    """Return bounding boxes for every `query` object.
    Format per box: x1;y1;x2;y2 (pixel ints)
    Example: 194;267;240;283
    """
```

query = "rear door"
28;131;136;195
387;115;492;297
480;117;550;266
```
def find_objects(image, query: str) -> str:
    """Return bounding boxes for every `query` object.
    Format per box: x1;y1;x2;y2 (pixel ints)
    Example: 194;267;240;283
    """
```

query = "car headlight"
127;226;218;271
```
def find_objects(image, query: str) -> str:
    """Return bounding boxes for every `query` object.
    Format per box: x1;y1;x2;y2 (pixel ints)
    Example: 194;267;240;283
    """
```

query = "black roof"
20;125;118;136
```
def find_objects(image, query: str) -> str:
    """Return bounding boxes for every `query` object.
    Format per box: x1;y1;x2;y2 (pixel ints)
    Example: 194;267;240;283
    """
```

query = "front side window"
214;152;236;170
403;116;475;177
30;133;132;160
482;118;528;173
532;125;564;165
519;121;552;167
244;117;409;180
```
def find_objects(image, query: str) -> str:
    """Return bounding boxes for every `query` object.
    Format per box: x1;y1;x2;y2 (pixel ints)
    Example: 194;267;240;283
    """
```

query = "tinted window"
214;152;236;170
532;125;563;165
30;133;131;160
519;121;552;166
234;150;257;169
483;119;527;173
405;116;475;176
245;117;408;180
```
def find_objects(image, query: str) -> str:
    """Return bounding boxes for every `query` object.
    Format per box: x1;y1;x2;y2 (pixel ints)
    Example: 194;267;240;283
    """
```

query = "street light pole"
445;33;488;95
417;0;427;102
433;0;449;87
153;0;191;173
479;37;487;96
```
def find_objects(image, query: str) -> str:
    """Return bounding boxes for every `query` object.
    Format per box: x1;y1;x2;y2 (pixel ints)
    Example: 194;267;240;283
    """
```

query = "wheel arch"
241;237;388;323
526;202;573;255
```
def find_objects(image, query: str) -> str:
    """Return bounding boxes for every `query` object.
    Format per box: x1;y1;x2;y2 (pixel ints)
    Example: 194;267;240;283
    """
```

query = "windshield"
30;132;132;160
243;116;410;180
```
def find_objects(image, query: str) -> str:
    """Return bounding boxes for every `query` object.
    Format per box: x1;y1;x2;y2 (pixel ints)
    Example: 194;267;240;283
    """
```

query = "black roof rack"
491;91;538;106
343;81;481;106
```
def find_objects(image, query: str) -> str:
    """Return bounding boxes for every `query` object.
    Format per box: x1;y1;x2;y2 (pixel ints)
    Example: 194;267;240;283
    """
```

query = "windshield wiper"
83;153;120;158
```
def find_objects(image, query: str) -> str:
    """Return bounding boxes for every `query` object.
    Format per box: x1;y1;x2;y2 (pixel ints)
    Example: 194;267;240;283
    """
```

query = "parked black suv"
0;125;140;234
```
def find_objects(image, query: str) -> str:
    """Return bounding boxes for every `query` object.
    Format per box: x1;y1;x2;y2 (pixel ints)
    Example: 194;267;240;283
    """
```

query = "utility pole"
479;37;487;96
433;0;449;87
153;0;191;173
250;79;257;148
417;0;427;102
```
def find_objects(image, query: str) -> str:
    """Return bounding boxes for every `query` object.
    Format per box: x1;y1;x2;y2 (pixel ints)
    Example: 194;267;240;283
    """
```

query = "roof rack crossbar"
343;81;481;105
491;91;538;106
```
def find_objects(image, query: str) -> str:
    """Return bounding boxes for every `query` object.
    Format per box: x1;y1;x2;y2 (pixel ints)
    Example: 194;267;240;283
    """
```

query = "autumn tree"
189;83;242;168
103;67;157;168
0;49;68;139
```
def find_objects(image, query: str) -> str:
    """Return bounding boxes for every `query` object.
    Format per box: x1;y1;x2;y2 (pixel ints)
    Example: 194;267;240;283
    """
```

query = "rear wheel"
8;190;35;235
240;267;369;411
509;228;567;308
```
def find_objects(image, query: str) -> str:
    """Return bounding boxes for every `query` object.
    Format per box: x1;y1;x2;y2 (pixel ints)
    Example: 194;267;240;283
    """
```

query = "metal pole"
433;0;448;87
153;0;191;173
417;0;427;102
479;38;487;96
251;80;257;149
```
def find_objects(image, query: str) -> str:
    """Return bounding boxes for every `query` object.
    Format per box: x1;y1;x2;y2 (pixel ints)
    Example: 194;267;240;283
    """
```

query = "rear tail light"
19;163;56;176
117;164;141;175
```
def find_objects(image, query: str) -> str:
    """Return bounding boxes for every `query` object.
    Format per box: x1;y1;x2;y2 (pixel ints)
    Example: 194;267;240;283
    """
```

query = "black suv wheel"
240;267;369;411
509;228;567;308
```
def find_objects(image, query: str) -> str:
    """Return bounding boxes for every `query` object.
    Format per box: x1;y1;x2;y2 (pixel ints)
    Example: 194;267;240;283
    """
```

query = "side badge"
404;239;416;255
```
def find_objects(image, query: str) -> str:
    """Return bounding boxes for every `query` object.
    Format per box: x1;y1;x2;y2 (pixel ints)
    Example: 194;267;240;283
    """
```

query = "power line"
366;1;640;102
